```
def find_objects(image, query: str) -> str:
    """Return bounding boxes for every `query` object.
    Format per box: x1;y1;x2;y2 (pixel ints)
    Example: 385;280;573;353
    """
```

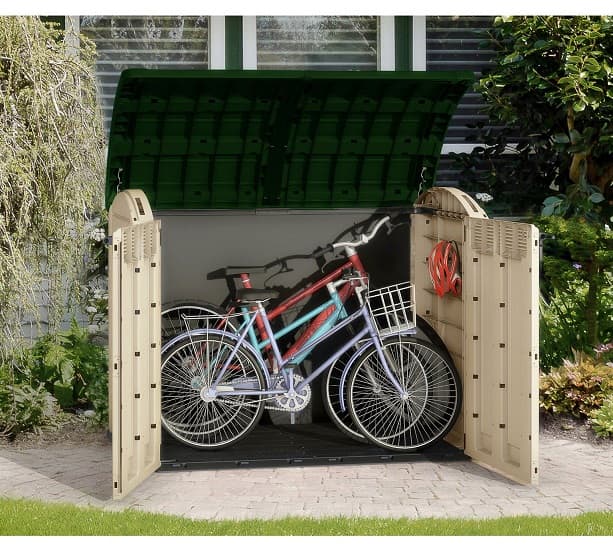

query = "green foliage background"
0;16;105;358
452;16;613;221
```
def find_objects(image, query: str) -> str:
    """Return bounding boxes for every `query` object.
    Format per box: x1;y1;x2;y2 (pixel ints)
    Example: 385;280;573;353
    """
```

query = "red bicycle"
161;210;455;443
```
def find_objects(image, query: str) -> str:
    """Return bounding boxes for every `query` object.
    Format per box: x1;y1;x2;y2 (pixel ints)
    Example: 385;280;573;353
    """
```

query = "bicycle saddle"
235;288;280;303
207;266;268;279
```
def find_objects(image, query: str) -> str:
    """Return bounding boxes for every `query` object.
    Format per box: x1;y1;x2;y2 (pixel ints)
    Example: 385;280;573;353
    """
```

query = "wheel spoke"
161;332;265;449
348;337;460;451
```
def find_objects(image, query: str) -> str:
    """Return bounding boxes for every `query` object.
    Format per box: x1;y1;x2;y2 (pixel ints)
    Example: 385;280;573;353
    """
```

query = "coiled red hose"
427;240;462;298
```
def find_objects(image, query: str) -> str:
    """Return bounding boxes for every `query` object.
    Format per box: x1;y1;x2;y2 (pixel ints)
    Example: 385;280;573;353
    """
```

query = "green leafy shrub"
590;397;613;438
451;16;613;223
29;321;108;422
537;215;613;372
0;320;107;437
540;355;613;418
539;274;613;373
0;369;57;437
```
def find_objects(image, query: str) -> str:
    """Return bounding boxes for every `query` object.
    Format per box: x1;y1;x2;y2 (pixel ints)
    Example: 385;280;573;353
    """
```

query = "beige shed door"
463;218;539;484
412;187;539;485
109;190;161;499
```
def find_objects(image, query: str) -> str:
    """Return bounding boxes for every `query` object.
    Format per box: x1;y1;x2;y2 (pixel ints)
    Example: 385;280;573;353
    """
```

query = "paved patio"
1;434;612;520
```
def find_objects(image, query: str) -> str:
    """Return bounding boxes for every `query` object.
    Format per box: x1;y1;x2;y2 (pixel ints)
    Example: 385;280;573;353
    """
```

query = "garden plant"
450;16;613;436
0;16;106;436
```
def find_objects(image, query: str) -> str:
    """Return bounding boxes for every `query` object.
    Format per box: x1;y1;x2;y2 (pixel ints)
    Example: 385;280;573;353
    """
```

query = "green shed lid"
105;69;472;210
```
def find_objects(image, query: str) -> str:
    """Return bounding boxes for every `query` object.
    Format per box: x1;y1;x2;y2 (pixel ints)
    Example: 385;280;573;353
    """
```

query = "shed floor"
159;422;466;471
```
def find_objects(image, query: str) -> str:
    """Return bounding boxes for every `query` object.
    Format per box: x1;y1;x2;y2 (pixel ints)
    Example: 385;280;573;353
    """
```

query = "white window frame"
412;16;427;71
242;16;257;69
209;16;226;69
378;16;395;70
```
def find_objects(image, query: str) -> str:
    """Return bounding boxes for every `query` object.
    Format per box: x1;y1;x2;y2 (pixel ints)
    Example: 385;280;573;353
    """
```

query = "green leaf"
572;100;587;112
59;359;75;383
589;192;605;203
542;196;565;216
502;54;523;65
554;133;570;144
569;129;584;143
584;58;601;72
568;143;589;154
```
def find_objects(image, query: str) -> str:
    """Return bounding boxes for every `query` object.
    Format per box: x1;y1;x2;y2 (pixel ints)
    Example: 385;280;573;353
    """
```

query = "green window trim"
395;16;413;71
225;16;243;70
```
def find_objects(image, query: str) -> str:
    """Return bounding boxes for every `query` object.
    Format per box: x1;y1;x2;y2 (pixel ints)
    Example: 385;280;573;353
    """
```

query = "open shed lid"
105;70;472;210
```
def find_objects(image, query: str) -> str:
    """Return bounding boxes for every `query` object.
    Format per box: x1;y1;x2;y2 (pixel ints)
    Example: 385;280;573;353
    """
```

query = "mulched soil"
1;410;612;451
539;410;613;448
0;413;108;450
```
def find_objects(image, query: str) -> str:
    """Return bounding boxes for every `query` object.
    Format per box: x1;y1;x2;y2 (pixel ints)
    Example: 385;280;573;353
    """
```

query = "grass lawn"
0;497;612;535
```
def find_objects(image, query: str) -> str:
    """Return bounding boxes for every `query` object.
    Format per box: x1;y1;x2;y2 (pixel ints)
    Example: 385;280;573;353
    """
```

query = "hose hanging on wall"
427;240;462;298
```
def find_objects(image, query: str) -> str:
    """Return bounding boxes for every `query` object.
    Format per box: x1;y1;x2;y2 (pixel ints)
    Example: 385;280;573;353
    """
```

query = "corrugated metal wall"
426;16;496;146
426;16;500;188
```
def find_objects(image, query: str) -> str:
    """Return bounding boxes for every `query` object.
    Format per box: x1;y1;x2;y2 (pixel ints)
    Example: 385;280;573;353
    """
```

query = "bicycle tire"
321;347;367;442
320;317;452;444
161;332;266;449
347;336;461;452
161;300;232;343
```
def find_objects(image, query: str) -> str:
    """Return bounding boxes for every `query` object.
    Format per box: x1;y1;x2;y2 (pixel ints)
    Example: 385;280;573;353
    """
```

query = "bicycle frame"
237;254;367;364
202;296;407;404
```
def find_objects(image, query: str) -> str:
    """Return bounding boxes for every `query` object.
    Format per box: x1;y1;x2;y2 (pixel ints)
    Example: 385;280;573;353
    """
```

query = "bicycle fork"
337;309;408;412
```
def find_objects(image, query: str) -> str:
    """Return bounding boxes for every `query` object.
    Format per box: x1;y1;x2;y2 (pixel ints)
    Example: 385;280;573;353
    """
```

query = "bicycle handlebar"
331;216;390;250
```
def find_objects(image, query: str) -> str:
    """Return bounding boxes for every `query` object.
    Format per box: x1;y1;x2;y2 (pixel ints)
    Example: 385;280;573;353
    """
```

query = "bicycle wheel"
161;301;232;343
322;347;367;442
347;336;461;452
161;332;266;449
321;318;452;444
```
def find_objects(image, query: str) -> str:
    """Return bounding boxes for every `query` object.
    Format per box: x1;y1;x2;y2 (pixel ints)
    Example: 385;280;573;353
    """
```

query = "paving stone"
1;434;612;521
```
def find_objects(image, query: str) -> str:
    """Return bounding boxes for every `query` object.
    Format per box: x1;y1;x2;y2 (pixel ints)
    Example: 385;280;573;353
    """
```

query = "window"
256;16;378;70
80;16;209;130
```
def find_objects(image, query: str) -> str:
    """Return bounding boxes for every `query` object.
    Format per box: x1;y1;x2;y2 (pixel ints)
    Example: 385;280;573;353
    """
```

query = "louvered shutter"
426;16;496;186
256;16;378;70
80;16;209;131
426;16;495;145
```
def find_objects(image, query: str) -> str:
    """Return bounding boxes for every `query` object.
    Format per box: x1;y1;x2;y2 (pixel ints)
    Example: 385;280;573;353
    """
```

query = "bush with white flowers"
82;212;109;335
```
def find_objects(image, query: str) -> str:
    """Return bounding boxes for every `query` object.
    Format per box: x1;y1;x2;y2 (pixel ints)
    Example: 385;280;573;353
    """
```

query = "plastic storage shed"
107;70;539;499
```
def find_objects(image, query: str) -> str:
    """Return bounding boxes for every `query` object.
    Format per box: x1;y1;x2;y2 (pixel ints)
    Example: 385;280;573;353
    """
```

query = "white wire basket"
366;281;416;337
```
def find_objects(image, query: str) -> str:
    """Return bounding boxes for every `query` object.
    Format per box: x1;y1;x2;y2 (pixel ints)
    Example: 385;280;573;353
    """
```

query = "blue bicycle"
160;216;462;451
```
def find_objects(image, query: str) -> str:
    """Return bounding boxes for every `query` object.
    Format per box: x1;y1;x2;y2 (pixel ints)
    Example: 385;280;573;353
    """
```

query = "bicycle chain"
210;374;312;412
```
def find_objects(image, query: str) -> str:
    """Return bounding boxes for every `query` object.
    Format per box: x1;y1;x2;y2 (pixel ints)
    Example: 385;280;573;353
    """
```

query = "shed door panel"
464;219;539;485
110;220;161;499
